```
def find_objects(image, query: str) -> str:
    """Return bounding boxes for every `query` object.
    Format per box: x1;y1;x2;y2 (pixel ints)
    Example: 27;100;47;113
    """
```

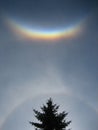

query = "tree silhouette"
30;98;71;130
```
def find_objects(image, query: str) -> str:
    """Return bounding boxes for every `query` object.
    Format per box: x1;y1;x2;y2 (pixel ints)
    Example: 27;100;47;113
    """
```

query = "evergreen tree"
30;98;71;130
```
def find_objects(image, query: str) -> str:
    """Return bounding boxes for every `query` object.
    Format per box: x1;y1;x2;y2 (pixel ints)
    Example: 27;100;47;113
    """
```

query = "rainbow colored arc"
6;17;82;41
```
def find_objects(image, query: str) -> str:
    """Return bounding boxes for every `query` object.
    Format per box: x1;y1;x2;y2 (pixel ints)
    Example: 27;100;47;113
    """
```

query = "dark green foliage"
30;98;71;130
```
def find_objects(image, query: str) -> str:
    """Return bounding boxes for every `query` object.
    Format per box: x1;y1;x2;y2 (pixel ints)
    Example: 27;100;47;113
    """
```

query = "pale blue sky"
0;0;98;130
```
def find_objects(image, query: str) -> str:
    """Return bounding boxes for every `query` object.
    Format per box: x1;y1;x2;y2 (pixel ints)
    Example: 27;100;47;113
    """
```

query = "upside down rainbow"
6;17;82;41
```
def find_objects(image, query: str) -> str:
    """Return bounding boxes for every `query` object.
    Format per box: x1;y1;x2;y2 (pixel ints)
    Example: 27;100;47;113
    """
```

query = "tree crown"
30;98;71;130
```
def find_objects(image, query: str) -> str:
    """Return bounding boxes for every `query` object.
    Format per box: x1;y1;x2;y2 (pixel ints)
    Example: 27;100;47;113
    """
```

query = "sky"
0;0;98;130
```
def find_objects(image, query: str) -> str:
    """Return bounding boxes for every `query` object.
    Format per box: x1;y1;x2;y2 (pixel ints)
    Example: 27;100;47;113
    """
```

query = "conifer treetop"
30;98;71;130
